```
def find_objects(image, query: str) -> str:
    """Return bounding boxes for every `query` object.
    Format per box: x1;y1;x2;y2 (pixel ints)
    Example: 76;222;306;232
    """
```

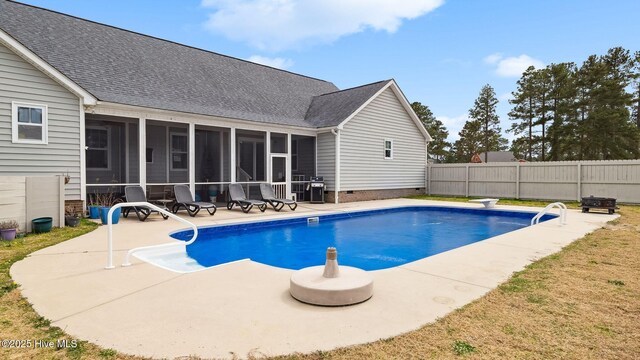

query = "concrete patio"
11;198;614;359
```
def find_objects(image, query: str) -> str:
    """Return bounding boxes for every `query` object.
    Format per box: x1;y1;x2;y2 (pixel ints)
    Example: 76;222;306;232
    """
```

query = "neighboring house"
471;151;518;163
0;0;431;205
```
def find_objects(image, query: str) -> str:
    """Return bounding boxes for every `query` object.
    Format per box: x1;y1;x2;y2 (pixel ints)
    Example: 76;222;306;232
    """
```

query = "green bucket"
32;217;53;234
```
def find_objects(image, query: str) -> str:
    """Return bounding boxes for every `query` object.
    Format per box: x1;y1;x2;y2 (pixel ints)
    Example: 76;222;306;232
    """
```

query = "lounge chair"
227;183;267;213
260;183;297;211
172;184;217;217
123;186;168;221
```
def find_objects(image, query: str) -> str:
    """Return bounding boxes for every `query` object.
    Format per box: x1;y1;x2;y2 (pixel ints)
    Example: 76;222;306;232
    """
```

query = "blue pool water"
169;206;556;271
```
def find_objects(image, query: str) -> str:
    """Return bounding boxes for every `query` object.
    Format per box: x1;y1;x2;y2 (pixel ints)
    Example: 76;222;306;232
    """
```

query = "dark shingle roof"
0;0;382;128
305;80;391;128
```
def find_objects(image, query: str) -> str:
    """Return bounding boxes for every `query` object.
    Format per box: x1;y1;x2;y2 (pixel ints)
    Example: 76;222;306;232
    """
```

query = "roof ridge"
4;0;334;85
315;79;392;97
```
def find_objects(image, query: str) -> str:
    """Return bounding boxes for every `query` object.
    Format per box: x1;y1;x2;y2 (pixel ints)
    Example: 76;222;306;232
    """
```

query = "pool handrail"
106;201;198;269
531;202;567;226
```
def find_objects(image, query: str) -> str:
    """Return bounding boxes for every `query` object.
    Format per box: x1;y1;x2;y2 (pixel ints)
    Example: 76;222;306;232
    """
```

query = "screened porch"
84;114;316;205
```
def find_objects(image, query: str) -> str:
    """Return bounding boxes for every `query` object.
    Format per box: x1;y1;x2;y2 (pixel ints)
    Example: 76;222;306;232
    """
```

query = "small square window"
12;102;48;144
384;139;393;159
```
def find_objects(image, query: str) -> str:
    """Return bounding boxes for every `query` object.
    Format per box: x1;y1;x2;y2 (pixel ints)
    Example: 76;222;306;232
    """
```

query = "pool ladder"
105;201;198;269
531;202;567;226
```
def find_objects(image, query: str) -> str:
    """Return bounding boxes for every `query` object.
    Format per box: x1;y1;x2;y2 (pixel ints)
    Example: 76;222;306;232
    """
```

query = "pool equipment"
290;247;373;306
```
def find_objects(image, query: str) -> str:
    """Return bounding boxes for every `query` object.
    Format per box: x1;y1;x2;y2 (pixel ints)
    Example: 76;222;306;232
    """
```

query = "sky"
15;0;640;143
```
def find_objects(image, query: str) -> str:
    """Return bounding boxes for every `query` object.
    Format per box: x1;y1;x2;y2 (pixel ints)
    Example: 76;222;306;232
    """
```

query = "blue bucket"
100;207;121;225
88;206;100;219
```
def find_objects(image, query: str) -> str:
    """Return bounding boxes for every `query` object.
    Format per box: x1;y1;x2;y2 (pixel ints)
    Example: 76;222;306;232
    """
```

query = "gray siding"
340;88;426;190
0;43;81;200
316;132;335;190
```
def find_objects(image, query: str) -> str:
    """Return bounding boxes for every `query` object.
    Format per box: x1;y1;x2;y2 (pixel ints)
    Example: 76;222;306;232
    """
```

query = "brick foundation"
64;200;85;217
324;188;425;203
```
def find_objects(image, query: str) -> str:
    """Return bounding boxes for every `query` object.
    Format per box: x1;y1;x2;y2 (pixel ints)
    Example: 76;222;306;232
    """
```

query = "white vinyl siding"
340;88;426;190
0;43;82;199
316;132;335;190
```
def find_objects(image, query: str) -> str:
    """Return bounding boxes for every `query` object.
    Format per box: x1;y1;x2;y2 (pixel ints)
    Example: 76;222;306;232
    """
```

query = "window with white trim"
170;133;188;170
86;126;110;169
384;139;393;159
11;102;48;144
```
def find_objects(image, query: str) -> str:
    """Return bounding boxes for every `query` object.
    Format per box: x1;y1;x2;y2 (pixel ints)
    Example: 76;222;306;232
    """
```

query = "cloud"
483;53;502;65
484;53;544;77
436;114;469;142
201;0;444;51
246;55;294;69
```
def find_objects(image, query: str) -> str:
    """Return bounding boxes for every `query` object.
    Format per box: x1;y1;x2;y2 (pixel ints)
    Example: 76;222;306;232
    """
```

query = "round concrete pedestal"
290;266;374;306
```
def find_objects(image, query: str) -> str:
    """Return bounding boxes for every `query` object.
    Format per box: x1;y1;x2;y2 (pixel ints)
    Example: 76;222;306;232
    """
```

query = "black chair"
172;184;217;217
260;183;297;211
123;186;168;221
227;183;267;213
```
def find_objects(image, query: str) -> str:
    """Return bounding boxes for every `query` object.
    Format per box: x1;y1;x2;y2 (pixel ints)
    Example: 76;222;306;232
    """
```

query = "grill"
309;176;325;204
581;196;617;214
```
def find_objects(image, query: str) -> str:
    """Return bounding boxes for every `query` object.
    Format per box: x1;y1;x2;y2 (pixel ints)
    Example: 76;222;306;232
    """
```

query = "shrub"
0;220;19;230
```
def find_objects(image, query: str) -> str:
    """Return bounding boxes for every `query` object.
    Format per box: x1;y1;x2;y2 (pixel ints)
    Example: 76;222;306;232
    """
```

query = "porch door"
270;155;287;199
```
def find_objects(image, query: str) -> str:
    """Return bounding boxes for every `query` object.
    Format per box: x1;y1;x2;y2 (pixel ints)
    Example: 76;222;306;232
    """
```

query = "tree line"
412;47;640;163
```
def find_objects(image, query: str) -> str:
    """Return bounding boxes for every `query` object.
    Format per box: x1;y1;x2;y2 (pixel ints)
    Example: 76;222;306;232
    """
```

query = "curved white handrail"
106;202;198;269
531;202;567;226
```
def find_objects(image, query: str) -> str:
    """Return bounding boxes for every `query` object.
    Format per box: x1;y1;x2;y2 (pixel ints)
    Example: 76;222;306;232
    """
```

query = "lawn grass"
2;202;639;359
408;194;582;209
271;204;640;360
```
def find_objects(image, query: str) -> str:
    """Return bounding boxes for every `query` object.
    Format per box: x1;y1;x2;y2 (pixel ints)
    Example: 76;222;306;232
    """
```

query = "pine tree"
452;119;483;162
572;49;639;160
410;102;452;162
469;84;507;162
630;51;640;129
598;47;639;159
533;67;553;161
546;62;577;161
508;66;538;161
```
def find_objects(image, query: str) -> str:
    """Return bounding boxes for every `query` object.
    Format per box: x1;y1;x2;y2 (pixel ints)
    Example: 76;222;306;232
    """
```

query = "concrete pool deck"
11;198;615;359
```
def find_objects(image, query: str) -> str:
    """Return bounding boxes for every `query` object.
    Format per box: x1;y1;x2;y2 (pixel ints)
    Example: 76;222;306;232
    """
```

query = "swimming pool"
140;206;556;272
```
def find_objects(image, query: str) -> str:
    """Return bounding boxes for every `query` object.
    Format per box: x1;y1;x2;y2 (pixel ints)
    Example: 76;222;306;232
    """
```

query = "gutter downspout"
425;140;430;195
331;128;340;204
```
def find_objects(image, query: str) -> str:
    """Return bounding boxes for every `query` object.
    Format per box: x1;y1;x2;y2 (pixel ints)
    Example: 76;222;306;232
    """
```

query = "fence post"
515;162;520;199
465;164;470;197
577;163;582;201
427;165;432;195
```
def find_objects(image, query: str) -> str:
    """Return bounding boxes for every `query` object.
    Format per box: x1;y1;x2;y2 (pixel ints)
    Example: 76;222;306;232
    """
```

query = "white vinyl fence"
427;160;640;203
0;175;65;233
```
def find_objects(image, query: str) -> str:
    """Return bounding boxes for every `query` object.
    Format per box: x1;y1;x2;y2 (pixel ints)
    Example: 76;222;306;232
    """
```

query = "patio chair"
123;186;169;222
227;183;267;213
260;183;297;211
172;184;217;217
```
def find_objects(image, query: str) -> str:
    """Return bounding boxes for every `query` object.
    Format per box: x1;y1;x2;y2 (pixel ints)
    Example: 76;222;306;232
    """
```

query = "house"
470;151;518;163
0;0;431;206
